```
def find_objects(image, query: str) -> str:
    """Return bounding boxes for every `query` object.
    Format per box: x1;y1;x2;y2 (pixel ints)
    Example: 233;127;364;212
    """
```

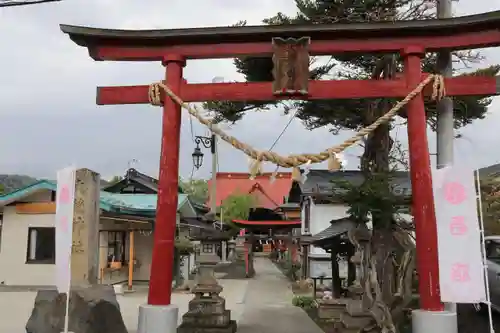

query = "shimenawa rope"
148;75;445;177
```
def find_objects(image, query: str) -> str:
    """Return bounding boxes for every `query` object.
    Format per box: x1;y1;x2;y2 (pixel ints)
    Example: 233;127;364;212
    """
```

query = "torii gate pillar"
403;47;458;333
137;55;185;333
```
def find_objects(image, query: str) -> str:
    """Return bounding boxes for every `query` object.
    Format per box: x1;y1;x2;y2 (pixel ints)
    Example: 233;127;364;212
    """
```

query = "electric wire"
0;0;60;7
268;109;299;152
267;109;299;174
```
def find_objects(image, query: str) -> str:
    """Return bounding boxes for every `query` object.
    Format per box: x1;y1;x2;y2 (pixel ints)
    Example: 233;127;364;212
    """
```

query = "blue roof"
0;180;191;214
99;192;190;213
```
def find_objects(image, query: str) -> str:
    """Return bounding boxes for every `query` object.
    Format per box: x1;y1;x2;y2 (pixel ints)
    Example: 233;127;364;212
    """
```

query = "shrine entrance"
60;11;500;333
232;218;301;278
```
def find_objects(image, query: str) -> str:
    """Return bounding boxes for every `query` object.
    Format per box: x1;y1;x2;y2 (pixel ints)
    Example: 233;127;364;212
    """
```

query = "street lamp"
192;146;204;170
192;134;217;214
192;133;227;262
192;135;215;170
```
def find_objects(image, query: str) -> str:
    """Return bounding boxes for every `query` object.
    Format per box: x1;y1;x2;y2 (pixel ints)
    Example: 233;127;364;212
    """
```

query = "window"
107;231;126;264
486;240;500;262
202;243;214;254
26;227;55;264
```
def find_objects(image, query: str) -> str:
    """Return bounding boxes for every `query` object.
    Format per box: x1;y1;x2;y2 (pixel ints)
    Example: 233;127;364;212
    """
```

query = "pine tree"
205;1;499;331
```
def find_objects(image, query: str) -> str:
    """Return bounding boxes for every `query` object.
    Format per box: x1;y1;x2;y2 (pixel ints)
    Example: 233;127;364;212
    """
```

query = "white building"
0;177;199;287
288;170;411;279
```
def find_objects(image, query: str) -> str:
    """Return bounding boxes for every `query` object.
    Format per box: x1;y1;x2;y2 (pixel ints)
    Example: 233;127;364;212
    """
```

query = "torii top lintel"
60;10;500;61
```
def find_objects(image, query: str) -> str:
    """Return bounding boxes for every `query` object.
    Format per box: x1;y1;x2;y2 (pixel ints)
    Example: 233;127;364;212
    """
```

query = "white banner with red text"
433;166;486;303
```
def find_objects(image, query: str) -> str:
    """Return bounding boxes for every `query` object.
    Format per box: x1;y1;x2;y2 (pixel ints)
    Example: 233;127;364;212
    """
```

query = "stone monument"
227;240;237;262
26;168;127;333
178;234;236;333
235;235;246;259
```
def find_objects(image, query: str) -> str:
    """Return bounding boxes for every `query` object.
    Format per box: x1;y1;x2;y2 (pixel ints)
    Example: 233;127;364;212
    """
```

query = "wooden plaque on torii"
272;37;310;96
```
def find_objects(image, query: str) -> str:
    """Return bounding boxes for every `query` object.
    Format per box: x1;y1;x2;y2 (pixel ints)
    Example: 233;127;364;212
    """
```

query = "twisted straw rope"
148;74;445;169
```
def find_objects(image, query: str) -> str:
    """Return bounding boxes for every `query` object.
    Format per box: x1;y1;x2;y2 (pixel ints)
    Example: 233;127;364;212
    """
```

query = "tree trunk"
357;55;414;332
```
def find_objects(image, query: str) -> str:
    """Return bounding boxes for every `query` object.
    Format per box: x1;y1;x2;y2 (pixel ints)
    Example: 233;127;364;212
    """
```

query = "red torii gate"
61;11;500;313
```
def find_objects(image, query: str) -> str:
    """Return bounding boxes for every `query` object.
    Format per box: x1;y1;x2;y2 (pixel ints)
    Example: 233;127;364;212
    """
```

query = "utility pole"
436;0;454;171
436;0;456;315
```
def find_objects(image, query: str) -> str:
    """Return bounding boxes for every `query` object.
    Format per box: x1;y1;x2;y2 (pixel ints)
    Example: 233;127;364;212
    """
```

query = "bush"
285;262;301;281
175;237;194;255
292;295;317;309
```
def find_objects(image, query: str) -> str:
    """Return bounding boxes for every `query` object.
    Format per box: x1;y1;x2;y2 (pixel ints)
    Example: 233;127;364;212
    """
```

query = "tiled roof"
0;180;190;214
100;192;189;213
298;170;411;197
232;219;301;226
302;218;357;244
208;172;293;209
124;168;159;191
102;168;184;194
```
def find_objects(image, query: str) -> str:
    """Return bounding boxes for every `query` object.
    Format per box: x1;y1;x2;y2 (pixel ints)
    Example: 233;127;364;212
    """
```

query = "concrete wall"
0;206;56;286
303;201;358;279
307;202;349;257
133;232;154;281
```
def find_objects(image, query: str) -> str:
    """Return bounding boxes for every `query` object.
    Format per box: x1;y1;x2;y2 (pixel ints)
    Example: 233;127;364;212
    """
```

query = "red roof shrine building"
208;172;300;277
208;172;293;210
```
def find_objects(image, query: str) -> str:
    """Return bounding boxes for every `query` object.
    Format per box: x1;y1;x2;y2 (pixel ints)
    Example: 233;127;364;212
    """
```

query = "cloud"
0;0;499;181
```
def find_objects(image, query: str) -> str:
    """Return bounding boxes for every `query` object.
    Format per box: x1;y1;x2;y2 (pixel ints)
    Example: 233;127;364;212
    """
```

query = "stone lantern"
178;233;236;333
227;240;237;262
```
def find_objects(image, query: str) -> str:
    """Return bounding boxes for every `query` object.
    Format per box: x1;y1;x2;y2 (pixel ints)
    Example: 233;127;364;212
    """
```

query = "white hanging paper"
55;166;76;294
433;166;486;303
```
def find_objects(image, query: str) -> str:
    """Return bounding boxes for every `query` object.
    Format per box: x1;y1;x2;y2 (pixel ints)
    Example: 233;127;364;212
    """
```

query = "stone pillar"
71;168;100;285
193;240;201;265
178;238;237;333
284;236;291;264
246;234;255;278
227;240;236;262
235;236;245;259
301;244;309;280
26;168;127;333
221;241;228;263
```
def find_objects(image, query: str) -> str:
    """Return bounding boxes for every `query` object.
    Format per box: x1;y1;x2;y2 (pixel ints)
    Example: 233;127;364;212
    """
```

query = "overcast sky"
0;0;500;181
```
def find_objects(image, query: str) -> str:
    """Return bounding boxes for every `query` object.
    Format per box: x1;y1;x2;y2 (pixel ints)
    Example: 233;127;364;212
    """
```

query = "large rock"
26;285;127;333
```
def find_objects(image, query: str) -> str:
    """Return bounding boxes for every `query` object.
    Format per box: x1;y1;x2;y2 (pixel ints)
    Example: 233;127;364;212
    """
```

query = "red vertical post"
403;47;443;311
148;54;185;305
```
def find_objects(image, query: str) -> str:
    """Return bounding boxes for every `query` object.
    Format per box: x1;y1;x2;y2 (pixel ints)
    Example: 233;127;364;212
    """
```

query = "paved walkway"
237;257;323;333
0;259;321;333
0;279;249;333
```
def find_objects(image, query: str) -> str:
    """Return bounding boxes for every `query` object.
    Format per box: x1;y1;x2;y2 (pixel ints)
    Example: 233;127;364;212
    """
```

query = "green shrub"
292;295;317;309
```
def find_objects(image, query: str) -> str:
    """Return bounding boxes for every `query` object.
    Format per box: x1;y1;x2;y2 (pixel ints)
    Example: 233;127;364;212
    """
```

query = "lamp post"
192;134;217;214
192;134;227;262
